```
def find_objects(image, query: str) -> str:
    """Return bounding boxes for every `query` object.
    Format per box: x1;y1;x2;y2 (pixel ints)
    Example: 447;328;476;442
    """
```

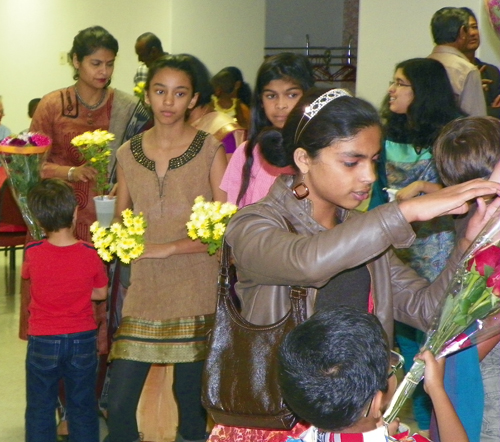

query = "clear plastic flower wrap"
0;132;52;239
384;206;500;423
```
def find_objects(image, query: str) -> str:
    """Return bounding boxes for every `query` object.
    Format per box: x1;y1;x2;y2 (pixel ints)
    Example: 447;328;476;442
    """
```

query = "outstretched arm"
417;351;468;442
396;181;442;201
398;178;500;223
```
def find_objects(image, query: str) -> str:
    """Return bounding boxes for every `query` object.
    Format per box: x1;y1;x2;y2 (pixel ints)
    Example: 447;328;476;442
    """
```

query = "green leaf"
439;294;456;323
459;298;472;315
468;282;487;304
454;313;469;327
484;265;495;278
473;302;495;320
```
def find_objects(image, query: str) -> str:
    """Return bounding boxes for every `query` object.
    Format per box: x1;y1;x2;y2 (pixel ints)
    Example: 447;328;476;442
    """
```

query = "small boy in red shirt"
23;178;108;442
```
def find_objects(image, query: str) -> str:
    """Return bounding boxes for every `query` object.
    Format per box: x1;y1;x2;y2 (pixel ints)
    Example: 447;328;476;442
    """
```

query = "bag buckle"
290;287;307;299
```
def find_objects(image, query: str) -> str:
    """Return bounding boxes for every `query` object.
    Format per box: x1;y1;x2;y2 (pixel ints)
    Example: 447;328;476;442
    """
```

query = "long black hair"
382;58;463;151
236;53;315;205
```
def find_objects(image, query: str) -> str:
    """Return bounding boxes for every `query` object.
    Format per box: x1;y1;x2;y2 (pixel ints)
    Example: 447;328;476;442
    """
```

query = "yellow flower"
130;244;144;258
90;221;99;233
213;222;225;240
186;196;238;255
90;211;146;263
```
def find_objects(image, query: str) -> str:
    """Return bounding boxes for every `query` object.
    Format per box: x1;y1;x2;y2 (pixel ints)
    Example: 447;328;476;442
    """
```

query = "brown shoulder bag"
202;236;308;430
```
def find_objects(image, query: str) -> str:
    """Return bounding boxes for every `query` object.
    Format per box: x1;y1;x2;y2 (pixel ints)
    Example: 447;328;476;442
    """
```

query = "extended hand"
135;243;173;260
398;178;500;223
108;183;118;197
396;181;442;201
463;196;500;246
416;350;445;395
72;165;98;183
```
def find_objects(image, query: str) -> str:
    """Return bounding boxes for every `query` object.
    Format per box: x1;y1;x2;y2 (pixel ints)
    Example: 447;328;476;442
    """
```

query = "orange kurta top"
30;86;114;241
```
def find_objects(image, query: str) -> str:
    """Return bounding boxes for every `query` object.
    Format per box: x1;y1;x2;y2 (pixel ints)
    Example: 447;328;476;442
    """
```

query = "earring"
292;174;309;200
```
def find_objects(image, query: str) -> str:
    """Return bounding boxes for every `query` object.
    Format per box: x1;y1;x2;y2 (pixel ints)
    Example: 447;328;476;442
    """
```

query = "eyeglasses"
388;80;411;88
388;350;404;379
363;351;405;418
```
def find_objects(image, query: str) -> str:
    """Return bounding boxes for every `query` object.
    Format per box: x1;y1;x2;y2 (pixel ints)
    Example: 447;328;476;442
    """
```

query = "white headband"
294;88;352;144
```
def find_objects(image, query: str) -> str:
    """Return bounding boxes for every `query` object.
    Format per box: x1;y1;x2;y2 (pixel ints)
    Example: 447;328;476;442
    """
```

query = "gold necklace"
75;86;107;110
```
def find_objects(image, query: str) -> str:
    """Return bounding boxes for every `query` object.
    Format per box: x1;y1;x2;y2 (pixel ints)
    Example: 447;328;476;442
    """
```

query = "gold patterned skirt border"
109;314;214;364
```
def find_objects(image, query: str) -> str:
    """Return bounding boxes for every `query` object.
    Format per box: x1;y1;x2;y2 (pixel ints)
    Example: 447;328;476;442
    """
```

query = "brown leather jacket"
225;176;463;345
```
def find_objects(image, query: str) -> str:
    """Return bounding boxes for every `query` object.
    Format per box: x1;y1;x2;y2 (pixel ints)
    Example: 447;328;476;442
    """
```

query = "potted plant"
71;129;115;227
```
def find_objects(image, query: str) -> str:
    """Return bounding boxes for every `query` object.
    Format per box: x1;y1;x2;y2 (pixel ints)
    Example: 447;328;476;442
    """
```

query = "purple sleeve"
221;132;237;154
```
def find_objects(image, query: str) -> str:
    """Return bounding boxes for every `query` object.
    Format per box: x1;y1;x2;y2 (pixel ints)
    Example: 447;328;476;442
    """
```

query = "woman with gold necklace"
30;25;150;241
25;26;151;438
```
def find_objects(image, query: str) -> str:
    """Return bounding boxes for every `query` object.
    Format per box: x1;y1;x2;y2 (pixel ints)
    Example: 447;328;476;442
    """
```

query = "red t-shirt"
22;239;108;336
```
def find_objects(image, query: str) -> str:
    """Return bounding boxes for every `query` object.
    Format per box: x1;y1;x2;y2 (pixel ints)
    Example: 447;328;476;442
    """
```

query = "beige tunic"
110;130;221;363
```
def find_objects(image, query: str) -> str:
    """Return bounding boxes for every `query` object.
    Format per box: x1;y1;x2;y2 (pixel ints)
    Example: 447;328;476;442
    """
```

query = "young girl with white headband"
207;89;500;442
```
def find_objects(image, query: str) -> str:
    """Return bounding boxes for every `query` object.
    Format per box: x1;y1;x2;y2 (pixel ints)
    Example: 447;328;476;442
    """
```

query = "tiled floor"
0;249;420;442
0;250;27;441
0;250;108;442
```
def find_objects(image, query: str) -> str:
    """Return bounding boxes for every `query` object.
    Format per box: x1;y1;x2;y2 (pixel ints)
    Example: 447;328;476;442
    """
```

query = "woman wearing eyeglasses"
369;58;466;438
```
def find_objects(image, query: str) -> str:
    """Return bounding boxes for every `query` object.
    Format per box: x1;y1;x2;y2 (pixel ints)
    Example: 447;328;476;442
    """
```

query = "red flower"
467;245;500;276
487;267;500;296
6;138;27;147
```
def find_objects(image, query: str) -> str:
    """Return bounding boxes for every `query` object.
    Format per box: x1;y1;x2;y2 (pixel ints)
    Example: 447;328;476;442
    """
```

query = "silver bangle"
68;167;76;182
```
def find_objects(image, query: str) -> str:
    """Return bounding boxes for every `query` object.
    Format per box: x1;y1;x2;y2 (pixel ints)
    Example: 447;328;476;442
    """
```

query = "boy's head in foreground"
278;306;398;432
434;116;500;186
27;179;77;233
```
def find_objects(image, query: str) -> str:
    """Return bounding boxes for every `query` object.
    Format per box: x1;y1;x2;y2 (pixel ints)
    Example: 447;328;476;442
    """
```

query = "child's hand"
396;182;423;201
72;165;98;182
396;181;442;201
386;417;401;435
415;351;445;395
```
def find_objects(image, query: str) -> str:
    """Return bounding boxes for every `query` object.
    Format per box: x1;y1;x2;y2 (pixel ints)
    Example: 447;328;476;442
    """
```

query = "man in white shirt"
428;7;486;116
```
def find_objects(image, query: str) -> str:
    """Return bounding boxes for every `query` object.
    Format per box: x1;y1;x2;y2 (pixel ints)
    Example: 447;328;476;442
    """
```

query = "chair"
0;180;28;295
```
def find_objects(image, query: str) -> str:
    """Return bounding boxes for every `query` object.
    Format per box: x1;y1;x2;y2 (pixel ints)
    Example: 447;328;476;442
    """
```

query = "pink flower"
487;267;500;296
467;245;500;276
29;133;51;147
0;133;51;147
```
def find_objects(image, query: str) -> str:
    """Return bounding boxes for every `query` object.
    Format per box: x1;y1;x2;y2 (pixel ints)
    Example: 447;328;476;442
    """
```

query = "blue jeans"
25;330;99;442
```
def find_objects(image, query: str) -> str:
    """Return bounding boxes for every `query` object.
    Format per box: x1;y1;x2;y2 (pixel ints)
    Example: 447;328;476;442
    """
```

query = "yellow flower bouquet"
186;196;238;255
71;129;115;196
133;81;146;102
90;209;146;264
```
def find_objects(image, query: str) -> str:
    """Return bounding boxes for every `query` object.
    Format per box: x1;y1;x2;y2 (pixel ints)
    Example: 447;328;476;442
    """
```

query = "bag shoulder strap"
219;216;307;300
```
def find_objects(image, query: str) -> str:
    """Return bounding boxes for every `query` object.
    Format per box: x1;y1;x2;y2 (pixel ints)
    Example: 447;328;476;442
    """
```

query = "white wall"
0;0;265;133
357;0;500;109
